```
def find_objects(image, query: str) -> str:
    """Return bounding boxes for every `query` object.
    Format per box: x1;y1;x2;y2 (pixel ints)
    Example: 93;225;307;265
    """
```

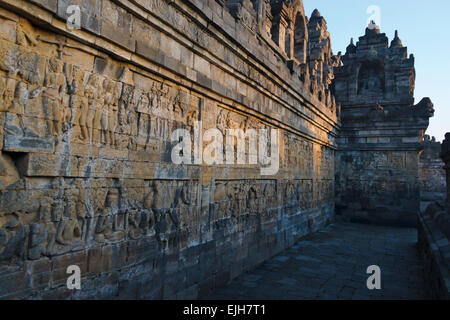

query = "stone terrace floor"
202;222;429;300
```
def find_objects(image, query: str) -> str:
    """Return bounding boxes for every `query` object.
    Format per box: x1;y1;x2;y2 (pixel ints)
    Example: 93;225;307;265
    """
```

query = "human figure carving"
28;199;57;259
247;186;258;212
85;74;103;144
95;189;126;242
69;66;89;142
6;81;42;137
139;191;155;235
148;181;179;248
16;23;40;47
136;91;151;148
186;109;197;134
150;83;159;110
127;207;143;240
56;195;82;246
0;78;16;112
226;182;240;220
109;82;122;148
171;92;184;118
43;58;67;139
216;110;228;134
101;79;113;145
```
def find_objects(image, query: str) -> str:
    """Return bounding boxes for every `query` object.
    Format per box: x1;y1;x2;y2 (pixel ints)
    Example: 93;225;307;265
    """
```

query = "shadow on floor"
201;222;429;300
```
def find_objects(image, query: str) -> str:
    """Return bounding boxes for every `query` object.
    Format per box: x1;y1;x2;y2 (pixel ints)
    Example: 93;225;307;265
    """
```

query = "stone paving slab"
201;222;429;300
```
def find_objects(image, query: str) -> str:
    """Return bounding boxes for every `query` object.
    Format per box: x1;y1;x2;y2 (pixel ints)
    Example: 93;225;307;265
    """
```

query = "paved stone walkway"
203;222;428;300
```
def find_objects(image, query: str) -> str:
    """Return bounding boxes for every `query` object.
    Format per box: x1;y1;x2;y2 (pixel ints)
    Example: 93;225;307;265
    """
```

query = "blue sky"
303;0;450;141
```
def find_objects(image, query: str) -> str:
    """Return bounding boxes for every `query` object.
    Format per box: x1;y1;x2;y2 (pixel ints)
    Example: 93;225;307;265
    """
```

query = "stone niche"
334;24;434;226
0;0;338;299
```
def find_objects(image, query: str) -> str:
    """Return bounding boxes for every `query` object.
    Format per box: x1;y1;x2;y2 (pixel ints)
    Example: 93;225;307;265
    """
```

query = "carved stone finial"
366;20;380;35
311;8;321;18
346;38;356;54
391;30;403;48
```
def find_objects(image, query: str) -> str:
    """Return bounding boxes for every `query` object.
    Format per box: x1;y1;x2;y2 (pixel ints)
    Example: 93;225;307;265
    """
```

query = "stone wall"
0;0;339;299
419;135;446;212
334;26;433;226
418;133;450;299
443;133;450;207
418;209;450;299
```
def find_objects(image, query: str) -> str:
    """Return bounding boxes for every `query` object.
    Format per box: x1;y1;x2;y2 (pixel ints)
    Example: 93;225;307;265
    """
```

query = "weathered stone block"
26;258;51;290
51;251;87;287
101;20;135;51
136;40;164;65
30;0;58;12
0;268;29;298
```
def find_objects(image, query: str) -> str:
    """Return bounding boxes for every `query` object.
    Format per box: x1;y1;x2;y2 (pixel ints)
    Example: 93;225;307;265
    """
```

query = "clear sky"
303;0;450;141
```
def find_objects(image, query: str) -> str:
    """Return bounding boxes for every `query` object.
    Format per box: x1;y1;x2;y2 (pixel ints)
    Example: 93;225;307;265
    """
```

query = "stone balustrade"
442;133;450;208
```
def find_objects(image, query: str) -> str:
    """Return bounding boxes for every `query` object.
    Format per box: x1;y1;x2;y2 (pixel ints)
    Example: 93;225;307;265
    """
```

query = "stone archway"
293;12;307;63
270;0;308;60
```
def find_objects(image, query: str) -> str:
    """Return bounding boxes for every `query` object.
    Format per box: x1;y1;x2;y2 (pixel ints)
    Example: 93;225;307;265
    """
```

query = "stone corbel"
412;97;435;119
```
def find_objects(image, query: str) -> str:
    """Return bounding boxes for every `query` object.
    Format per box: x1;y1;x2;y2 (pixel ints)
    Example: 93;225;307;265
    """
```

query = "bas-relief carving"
0;178;203;262
0;3;340;299
0;16;323;184
43;58;68;140
0;77;16;112
0;211;27;262
94;188;126;243
211;178;329;224
342;152;406;173
228;0;258;33
215;180;276;224
283;134;313;173
281;179;332;211
0;27;198;153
